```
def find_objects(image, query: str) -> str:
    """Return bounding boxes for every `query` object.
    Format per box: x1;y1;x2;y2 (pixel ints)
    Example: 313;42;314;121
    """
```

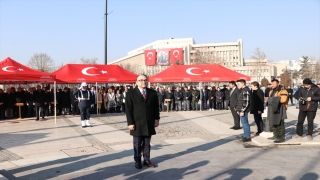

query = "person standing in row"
208;87;216;111
267;79;288;143
122;87;129;113
165;87;174;111
287;85;294;106
228;81;241;130
250;81;264;136
174;87;183;111
215;87;224;110
200;86;208;110
74;82;94;128
235;79;252;142
183;86;192;111
224;86;231;110
0;89;5;120
125;74;160;169
33;85;46;121
70;86;79;115
293;78;320;140
191;86;200;111
157;87;165;112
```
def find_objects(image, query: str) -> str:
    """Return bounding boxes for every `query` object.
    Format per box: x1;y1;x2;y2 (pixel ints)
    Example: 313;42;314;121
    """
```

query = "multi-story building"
109;38;244;76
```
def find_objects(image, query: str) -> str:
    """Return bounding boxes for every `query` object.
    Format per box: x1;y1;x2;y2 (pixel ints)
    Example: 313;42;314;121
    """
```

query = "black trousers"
217;102;222;110
79;106;90;120
27;104;35;117
230;107;240;128
35;106;44;119
253;113;263;133
0;106;5;119
225;100;230;110
209;99;215;109
289;97;293;105
201;99;207;110
133;136;151;162
72;101;79;115
296;111;317;136
159;102;164;111
122;103;125;113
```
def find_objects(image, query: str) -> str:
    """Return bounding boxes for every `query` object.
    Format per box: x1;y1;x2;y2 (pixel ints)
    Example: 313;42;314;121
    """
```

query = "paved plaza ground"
0;106;320;180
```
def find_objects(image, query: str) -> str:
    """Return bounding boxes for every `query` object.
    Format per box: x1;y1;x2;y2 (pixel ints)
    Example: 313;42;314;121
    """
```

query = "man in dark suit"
125;74;160;169
228;81;241;130
286;85;293;106
70;86;80;115
33;85;47;121
200;86;208;110
26;87;35;118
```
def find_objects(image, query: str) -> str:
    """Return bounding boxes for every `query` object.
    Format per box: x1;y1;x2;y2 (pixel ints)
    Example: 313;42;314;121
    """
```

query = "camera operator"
292;78;320;140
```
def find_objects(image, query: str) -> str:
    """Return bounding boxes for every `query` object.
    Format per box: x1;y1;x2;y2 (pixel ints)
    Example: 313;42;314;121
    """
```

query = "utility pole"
104;0;108;65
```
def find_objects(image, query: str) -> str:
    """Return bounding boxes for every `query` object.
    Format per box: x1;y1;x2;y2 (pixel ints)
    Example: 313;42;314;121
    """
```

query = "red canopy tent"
0;57;55;84
51;64;138;83
149;64;251;82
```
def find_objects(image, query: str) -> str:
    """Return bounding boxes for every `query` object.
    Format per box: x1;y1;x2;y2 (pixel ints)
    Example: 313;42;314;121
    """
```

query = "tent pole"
54;81;56;123
96;82;98;116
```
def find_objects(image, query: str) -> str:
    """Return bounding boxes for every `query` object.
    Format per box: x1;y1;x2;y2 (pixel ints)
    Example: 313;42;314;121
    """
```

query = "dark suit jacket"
229;87;240;108
250;89;264;114
33;89;46;106
125;87;160;136
200;89;209;100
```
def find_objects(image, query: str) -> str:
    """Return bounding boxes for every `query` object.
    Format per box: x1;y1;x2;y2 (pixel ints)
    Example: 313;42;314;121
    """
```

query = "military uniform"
73;82;94;128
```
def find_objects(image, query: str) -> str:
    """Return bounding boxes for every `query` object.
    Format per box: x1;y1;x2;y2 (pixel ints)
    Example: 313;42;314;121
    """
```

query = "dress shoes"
143;160;155;167
242;138;252;142
35;118;39;121
233;127;241;130
135;162;142;169
230;126;236;129
267;137;276;140
274;139;285;143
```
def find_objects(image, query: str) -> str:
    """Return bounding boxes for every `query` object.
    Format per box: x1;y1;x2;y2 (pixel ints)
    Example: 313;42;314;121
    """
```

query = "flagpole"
104;0;107;65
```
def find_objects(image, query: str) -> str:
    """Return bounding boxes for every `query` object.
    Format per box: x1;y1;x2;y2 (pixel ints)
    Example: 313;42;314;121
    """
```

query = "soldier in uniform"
73;82;94;128
191;86;200;111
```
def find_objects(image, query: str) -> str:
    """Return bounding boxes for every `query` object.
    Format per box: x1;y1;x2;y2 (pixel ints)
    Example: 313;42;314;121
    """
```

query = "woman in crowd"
107;88;115;113
115;89;123;113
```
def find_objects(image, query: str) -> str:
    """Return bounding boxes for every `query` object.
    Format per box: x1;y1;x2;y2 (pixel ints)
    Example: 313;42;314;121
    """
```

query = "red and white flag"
144;49;157;66
170;48;183;64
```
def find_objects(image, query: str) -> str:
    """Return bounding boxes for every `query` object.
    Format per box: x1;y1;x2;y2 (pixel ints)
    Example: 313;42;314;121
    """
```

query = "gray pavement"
0;106;320;179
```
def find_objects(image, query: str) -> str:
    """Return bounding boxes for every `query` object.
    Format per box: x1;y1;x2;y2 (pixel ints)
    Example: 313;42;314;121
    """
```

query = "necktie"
142;90;146;99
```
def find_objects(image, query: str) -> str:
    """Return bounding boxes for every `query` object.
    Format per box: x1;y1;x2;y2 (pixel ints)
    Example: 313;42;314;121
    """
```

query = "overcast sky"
0;0;319;66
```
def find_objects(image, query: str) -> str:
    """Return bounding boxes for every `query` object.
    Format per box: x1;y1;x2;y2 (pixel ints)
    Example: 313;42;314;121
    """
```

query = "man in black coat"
174;87;183;111
70;86;80;115
26;87;35;118
125;74;159;169
228;81;241;130
224;87;231;110
293;78;320;140
14;87;26;118
157;87;165;112
33;85;47;121
183;86;192;111
250;81;265;136
165;87;174;111
287;85;294;106
200;86;209;110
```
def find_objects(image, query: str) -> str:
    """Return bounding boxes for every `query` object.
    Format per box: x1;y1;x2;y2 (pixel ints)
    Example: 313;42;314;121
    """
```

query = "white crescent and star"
81;67;108;76
186;68;210;76
173;50;179;58
2;66;23;72
81;67;100;76
147;52;153;60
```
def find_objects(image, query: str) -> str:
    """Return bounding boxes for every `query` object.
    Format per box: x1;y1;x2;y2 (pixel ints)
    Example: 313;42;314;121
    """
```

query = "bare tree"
27;53;55;72
261;77;270;88
251;48;267;82
280;69;292;87
80;57;98;64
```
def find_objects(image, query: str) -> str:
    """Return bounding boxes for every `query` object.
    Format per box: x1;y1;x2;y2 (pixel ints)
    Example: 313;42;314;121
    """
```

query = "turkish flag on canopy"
144;49;157;66
170;48;183;64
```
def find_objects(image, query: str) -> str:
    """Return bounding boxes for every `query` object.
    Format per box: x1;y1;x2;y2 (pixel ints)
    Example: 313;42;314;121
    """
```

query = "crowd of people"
0;85;131;120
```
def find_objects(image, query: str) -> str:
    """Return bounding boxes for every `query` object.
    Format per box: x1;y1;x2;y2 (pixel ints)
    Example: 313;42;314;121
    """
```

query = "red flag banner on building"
157;48;170;66
144;49;157;66
170;48;183;64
